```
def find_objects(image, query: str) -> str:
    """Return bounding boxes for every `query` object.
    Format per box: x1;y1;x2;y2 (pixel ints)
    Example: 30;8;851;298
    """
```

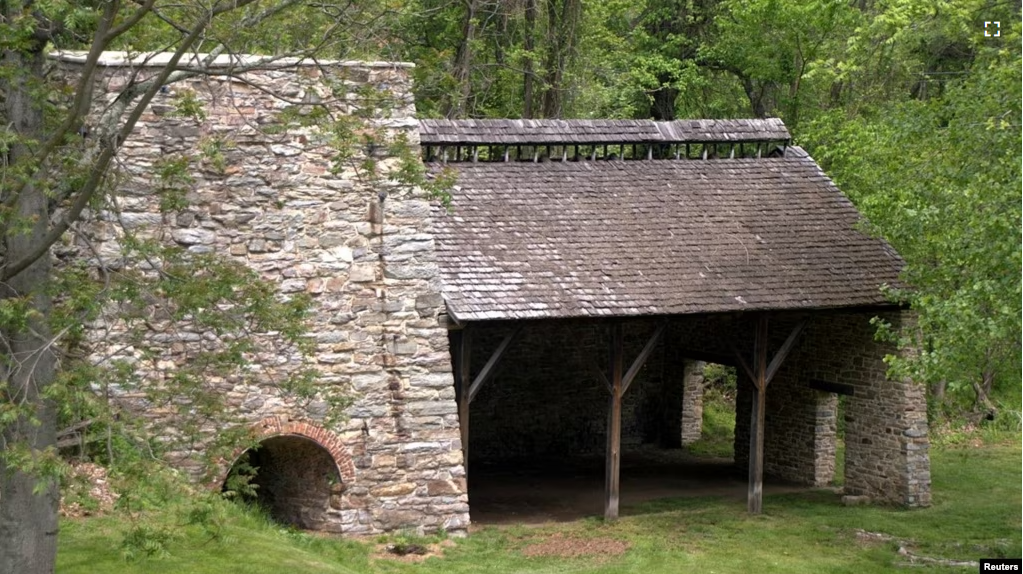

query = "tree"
0;1;419;572
804;14;1022;417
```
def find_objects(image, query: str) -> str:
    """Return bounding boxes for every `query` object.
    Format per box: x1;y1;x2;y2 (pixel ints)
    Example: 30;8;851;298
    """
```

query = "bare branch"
105;0;159;41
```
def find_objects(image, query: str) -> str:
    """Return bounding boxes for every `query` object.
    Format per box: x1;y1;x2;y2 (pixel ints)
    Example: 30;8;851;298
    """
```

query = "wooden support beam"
748;314;768;514
468;326;521;404
457;327;472;476
621;323;666;395
741;315;808;514
731;343;756;384
605;323;625;521
765;319;807;384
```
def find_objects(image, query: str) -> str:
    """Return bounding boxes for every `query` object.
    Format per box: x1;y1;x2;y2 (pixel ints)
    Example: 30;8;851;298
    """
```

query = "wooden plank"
457;327;472;476
604;323;625;521
468;326;521;403
764;319;807;385
747;382;767;513
621;323;666;395
748;314;768;513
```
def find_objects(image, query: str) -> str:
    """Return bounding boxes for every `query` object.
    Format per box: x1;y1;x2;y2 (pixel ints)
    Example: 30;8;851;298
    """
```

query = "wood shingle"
430;148;903;322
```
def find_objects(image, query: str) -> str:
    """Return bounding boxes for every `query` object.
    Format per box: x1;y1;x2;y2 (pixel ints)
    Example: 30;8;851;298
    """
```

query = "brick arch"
216;416;357;488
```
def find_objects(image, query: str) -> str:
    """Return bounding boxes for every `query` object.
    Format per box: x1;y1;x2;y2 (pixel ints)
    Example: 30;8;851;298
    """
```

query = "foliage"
683;364;736;459
58;439;1022;572
2;0;1019;569
221;451;260;503
806;18;1022;411
0;0;450;570
702;362;737;394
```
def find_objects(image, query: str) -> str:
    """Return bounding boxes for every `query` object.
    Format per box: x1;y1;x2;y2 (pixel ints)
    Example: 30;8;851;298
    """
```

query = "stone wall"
61;54;469;535
466;319;679;464
468;309;930;509
734;310;931;505
680;360;706;447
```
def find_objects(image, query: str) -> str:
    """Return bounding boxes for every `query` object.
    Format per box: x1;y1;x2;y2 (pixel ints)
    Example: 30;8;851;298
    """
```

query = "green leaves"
805;19;1022;407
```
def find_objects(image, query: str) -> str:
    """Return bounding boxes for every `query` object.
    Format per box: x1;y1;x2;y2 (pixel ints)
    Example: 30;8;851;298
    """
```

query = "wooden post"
733;316;808;514
458;327;472;476
748;314;769;514
605;322;625;521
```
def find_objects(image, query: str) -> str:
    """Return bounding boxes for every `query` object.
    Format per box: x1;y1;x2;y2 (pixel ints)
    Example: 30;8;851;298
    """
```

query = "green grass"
683;388;736;458
58;437;1021;574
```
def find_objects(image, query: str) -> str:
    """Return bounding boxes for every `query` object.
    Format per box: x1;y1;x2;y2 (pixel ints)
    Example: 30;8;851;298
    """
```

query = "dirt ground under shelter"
468;446;811;526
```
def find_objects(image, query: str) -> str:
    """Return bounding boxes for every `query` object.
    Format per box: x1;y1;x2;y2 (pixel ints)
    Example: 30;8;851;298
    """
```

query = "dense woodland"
0;0;1020;571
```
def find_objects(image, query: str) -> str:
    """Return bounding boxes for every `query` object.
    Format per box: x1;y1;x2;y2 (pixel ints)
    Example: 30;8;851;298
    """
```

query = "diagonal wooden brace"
468;326;521;404
622;323;667;395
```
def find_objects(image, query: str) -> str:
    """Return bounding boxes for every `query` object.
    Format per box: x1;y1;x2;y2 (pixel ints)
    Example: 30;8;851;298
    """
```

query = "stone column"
680;360;706;446
843;311;931;507
811;392;838;487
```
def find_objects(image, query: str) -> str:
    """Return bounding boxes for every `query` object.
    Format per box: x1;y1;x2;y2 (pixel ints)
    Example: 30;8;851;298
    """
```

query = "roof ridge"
418;118;790;146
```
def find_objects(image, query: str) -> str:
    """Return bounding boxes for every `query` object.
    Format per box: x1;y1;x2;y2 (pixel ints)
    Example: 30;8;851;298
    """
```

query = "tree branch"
0;0;280;282
0;0;118;217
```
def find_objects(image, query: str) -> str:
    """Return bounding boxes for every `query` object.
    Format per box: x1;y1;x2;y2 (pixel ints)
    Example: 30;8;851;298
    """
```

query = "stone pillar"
760;367;837;486
680;360;705;446
811;392;838;487
843;311;931;507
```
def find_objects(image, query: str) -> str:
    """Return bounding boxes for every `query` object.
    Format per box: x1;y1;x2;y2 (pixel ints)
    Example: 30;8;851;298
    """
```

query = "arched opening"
224;435;343;530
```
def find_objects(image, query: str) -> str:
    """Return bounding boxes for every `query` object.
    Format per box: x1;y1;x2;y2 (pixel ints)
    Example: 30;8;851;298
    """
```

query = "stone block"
172;228;216;245
370;482;416;497
415;293;444;312
350;264;376;282
410;373;454;390
375;509;420;529
426;479;465;496
383;264;437;280
407;401;457;416
351;373;386;391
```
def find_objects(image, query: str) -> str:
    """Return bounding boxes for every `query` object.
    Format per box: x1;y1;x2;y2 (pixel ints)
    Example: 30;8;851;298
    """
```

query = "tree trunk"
523;0;537;118
973;359;998;420
650;76;679;121
540;0;580;119
447;0;481;118
0;46;60;574
740;75;769;118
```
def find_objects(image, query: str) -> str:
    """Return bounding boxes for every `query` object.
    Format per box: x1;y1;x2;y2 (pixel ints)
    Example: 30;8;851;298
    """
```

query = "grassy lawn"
682;386;736;459
58;437;1021;574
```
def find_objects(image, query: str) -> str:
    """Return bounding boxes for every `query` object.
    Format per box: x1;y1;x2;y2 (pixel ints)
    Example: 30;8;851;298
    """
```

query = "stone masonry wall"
680;360;706;447
734;310;931;505
467;319;678;464
465;314;771;466
61;55;469;535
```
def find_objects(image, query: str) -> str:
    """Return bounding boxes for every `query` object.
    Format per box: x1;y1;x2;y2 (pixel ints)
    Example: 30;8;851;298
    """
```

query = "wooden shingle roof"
430;147;903;322
419;118;790;145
